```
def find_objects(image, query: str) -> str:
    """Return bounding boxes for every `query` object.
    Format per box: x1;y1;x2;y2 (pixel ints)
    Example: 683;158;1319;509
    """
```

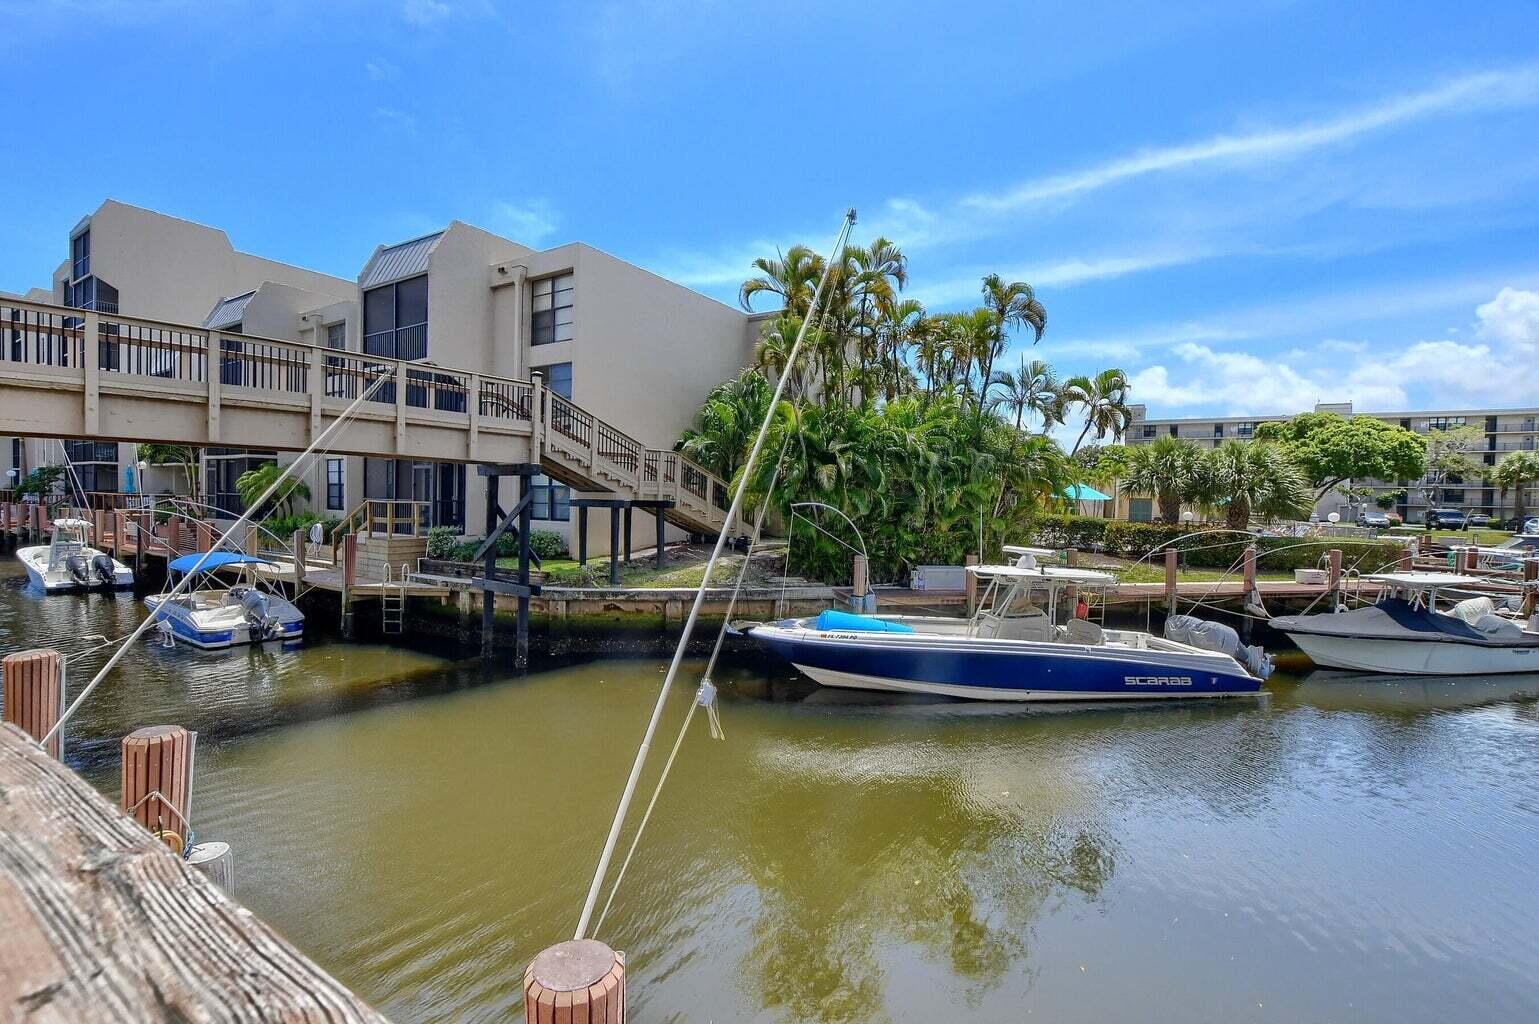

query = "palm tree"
873;296;924;401
234;462;310;520
677;368;774;481
1121;436;1200;524
1494;450;1539;528
739;245;825;315
977;275;1046;418
1063;368;1132;456
936;308;996;410
753;313;815;399
1208;441;1311;530
988;357;1063;433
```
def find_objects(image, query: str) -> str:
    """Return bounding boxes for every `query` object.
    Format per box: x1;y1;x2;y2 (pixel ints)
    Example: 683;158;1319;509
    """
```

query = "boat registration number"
1124;675;1194;687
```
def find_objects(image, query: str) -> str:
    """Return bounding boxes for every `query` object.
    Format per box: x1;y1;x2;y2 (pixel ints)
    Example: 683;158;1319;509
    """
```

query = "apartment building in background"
1126;401;1539;523
4;200;764;555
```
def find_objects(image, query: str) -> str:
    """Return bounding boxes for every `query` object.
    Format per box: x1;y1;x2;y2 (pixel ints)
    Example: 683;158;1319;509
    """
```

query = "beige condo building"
3;200;765;555
1126;401;1539;524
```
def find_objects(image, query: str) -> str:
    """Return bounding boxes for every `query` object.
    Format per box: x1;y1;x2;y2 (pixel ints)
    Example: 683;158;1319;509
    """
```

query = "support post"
964;553;979;614
1164;548;1179;614
1327;547;1343;594
524;940;625;1024
1242;544;1257;596
1463;546;1479;573
655;507;666;570
609;507;621;586
623;505;633;564
578;505;588;566
30;503;43;542
1398;543;1414;572
483;474;499;653
341;533;358;638
1522;558;1537;618
92;509;107;553
852;554;869;612
121;725;195;855
168;517;183;557
2;649;64;759
517;472;532;665
292;529;307;586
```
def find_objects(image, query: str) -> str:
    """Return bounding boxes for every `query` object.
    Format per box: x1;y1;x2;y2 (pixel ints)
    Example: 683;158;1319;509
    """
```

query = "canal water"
2;558;1538;1023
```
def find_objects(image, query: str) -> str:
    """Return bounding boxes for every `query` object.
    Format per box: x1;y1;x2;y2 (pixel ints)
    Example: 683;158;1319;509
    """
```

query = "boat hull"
748;624;1261;701
146;596;304;651
1286;631;1539;675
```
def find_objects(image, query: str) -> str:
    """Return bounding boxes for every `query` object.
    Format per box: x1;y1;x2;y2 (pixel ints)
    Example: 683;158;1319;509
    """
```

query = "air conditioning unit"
1294;568;1328;585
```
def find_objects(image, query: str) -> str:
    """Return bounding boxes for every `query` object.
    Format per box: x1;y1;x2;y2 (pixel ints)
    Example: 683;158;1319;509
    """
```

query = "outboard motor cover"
1165;613;1274;680
91;553;115;586
65;554;91;586
239;589;278;640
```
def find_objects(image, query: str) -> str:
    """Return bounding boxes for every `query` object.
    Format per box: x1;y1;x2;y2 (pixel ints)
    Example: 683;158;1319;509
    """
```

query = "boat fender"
91;553;115;586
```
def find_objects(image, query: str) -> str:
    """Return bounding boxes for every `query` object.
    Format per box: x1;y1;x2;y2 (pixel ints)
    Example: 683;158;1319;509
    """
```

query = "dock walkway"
0;723;392;1023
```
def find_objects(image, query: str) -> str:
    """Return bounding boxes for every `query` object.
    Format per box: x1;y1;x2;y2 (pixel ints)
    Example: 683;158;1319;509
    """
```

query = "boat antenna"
572;207;856;941
40;365;396;748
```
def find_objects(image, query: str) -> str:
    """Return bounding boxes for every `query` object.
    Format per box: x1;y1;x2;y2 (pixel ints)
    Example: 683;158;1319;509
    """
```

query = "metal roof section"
359;230;444;288
203;290;255;328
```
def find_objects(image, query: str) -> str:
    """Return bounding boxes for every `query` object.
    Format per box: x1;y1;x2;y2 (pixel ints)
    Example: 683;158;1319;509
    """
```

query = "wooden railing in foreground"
0;294;735;534
0;723;391;1023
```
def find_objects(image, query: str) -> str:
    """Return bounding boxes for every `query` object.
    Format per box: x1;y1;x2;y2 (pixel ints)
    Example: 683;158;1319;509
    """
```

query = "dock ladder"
381;562;409;636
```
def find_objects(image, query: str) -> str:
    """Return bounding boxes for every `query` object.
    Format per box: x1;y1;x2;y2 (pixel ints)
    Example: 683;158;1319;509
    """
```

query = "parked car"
1357;511;1391;528
1425;508;1469;529
1468;513;1492;527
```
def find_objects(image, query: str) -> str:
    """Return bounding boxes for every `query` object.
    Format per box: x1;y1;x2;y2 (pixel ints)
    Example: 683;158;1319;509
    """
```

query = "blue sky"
4;0;1539;424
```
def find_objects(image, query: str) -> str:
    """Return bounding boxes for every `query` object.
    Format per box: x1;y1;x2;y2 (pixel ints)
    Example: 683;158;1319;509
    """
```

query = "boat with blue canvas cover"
146;552;304;650
741;555;1271;701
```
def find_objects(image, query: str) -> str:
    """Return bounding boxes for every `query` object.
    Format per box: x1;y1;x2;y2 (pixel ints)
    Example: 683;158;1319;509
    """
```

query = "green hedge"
1028;513;1408;572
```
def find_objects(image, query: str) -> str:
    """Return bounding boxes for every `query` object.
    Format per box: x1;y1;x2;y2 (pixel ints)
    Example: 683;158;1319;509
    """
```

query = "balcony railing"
362;322;427;361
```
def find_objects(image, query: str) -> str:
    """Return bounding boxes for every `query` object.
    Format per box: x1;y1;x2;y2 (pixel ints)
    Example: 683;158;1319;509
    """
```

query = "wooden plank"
0;724;392;1023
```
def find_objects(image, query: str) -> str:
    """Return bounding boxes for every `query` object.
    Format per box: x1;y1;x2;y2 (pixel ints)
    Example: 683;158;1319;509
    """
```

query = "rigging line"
573;208;857;942
592;433;794;936
40;365;396;747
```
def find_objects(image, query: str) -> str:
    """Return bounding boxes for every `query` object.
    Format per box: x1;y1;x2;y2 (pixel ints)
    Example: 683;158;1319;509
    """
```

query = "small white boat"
16;517;134;592
743;554;1272;702
147;552;304;650
1272;572;1539;675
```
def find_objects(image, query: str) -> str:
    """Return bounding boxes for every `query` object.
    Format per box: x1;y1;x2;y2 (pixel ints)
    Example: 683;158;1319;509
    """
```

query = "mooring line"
573;208;857;941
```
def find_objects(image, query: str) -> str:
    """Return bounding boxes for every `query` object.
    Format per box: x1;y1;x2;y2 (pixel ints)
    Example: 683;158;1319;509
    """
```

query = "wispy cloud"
365;59;399;81
965;66;1539;213
909;248;1217;308
372;107;418;134
489;199;560;245
401;0;451;25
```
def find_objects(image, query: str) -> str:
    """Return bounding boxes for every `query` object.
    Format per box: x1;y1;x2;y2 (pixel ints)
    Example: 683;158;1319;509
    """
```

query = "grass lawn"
1107;562;1295;585
498;544;791;589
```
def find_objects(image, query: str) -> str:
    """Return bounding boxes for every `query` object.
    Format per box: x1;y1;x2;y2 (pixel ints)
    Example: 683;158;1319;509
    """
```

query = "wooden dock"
0;723;392;1023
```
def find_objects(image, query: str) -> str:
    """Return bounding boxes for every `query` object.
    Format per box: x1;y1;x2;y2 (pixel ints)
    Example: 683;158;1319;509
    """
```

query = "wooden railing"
1;295;736;533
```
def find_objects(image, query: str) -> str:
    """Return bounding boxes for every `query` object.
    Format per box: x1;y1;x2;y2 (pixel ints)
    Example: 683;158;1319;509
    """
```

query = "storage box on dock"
910;565;967;591
1294;568;1328;585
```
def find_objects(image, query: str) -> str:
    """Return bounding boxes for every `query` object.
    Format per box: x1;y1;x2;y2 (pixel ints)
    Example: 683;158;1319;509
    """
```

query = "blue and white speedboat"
743;557;1271;701
146;552;304;650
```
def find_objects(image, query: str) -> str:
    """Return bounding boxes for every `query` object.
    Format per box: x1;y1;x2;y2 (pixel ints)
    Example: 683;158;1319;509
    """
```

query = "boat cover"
1274;598;1538;646
814;609;915;633
1164;614;1273;679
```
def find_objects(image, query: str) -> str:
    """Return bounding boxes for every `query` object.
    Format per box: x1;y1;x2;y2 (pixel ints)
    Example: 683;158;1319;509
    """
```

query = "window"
326;322;346;349
533;361;573;399
1141;425;1156;438
1427;416;1466;431
1168;425;1179;437
531;273;573;345
1237;422;1256;437
326;458;344;511
205;449;277;516
363;274;428;360
71;230;90;281
362;458;464;528
530;475;570;521
1213;424;1224;437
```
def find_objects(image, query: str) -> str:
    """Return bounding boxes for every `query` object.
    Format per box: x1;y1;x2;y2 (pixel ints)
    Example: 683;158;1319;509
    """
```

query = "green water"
3;558;1538;1022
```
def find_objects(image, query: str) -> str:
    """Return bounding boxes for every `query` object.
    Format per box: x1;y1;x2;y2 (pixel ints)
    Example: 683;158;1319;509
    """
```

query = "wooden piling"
341;532;358;638
30;503;43;541
1463;546;1479;573
121;725;195;854
92;508;107;550
1522;558;1537;617
2;649;64;759
1242;544;1257;595
1164;549;1179;613
292;528;307;585
524;939;625;1024
1398;543;1414;572
964;553;979;613
851;555;869;603
1327;548;1343;593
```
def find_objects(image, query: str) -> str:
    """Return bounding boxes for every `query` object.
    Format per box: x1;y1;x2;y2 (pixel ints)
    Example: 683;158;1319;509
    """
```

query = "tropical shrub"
529;529;568;560
427;525;462;559
17;466;64;497
265;512;334;539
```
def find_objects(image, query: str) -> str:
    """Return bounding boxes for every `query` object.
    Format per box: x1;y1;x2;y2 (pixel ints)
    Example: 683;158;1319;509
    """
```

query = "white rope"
591;434;792;935
573;208;856;941
40;365;395;747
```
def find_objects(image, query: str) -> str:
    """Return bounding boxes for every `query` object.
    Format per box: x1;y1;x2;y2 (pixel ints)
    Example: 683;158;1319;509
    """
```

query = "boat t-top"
1271;571;1539;675
16;517;134;592
741;551;1272;701
146;552;304;650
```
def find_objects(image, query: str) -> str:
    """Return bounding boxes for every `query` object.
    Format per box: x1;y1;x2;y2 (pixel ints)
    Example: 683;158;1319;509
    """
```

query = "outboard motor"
239;588;281;641
1165;613;1274;681
65;553;92;587
91;553;115;587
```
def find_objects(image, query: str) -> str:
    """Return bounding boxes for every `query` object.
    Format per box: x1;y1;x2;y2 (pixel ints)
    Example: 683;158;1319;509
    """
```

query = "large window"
1141;425;1156;438
326;322;346;349
1428;416;1466;431
362;458;465;528
531;273;573;345
363;274;428;360
206;449;277;517
533;361;573;399
530;476;570;521
71;230;90;281
326;458;345;511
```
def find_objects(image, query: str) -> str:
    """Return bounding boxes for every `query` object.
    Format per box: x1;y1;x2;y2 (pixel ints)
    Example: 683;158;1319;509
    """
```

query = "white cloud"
1127;289;1539;417
910;248;1216;308
401;0;451;24
365;59;399;81
372;107;417;133
965;66;1539;213
489;200;560;245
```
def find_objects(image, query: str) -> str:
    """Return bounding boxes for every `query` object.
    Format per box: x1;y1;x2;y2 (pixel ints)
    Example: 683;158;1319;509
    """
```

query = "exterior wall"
1126;401;1539;522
